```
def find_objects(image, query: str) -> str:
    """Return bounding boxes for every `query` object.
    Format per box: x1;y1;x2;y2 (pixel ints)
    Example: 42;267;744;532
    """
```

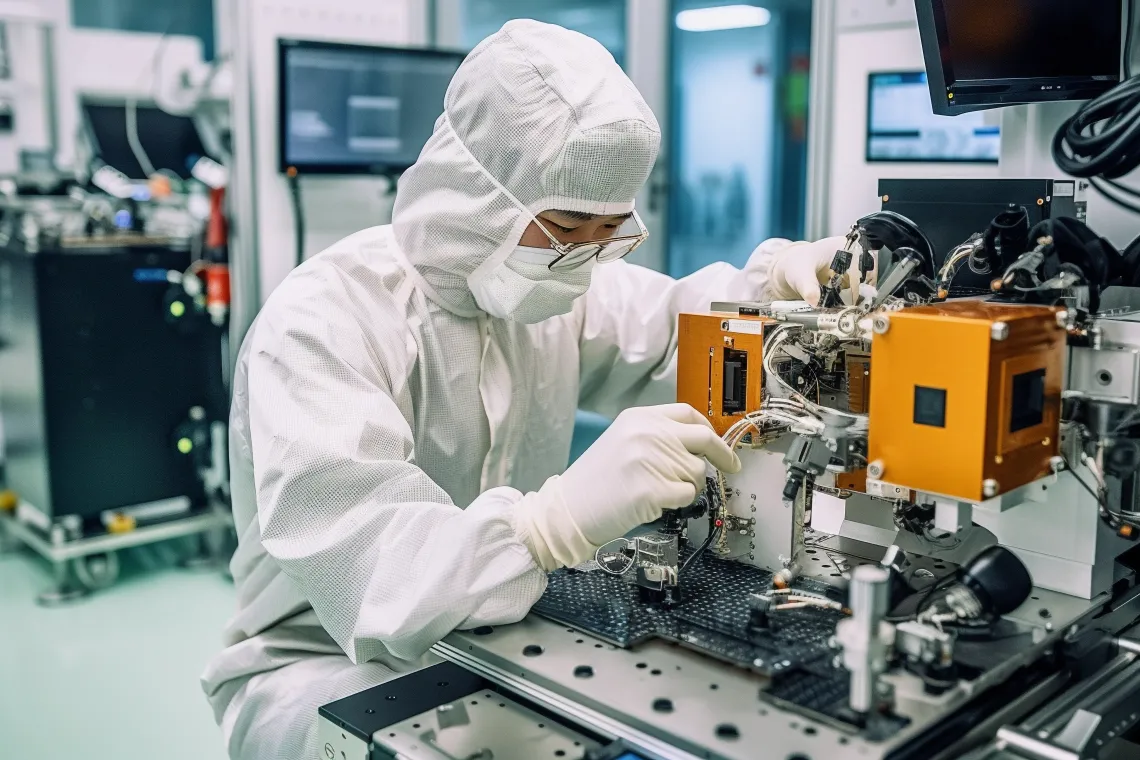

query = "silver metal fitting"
1055;310;1068;328
990;322;1009;341
836;565;893;714
868;460;885;479
872;315;890;335
1049;456;1065;474
982;479;1000;498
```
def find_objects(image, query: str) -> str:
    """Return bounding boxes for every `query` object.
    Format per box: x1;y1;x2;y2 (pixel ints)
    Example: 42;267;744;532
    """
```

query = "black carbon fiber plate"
532;553;891;729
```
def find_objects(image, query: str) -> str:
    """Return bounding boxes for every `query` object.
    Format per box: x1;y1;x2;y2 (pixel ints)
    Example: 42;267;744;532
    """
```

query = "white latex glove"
513;403;742;571
765;236;875;307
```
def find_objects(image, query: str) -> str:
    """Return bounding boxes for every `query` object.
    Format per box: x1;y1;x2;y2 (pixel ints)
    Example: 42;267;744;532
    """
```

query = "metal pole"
40;22;58;166
804;0;836;240
227;0;260;370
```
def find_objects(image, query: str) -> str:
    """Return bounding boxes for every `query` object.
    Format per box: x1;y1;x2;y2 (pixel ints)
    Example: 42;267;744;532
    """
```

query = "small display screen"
279;40;463;174
1010;368;1046;432
722;348;748;415
867;72;999;163
938;0;1121;83
914;386;947;428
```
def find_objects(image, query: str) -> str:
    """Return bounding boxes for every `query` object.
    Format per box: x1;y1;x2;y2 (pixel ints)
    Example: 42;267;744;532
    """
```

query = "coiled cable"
1052;10;1140;215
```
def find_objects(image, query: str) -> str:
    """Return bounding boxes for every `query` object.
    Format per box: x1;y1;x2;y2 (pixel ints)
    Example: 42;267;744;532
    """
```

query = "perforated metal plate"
532;553;882;728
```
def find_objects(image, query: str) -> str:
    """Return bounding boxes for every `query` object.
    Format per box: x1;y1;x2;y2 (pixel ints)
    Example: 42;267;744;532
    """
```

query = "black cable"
288;172;305;268
1052;76;1140;181
680;521;720;576
888;572;959;624
1091;177;1140;215
1105;178;1140;198
1062;455;1140;535
1127;0;1136;80
680;485;721;576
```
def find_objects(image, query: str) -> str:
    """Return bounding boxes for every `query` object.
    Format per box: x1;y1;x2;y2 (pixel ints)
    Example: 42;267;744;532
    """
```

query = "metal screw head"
1055;310;1068;328
1049;456;1065;473
872;315;890;334
991;322;1009;341
721;320;729;330
868;460;885;479
982;479;1000;498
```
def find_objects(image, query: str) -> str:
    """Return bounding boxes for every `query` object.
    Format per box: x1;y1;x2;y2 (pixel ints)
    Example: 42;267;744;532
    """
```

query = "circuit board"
533;552;906;734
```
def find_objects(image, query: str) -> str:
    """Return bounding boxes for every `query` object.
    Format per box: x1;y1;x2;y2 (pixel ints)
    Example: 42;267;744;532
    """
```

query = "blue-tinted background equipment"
866;72;1000;164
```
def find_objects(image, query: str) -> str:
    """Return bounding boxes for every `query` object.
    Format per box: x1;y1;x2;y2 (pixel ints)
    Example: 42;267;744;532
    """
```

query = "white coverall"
201;19;817;759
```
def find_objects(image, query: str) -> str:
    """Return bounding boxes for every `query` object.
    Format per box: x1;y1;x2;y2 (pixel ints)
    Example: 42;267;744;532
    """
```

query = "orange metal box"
677;313;773;436
867;301;1065;502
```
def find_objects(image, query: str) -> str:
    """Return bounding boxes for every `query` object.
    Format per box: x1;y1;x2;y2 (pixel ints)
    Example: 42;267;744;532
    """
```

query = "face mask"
470;245;594;324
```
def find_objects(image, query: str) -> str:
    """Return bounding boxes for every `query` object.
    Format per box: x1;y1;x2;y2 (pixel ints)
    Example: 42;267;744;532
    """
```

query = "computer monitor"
81;101;209;180
866;72;1000;163
278;39;464;175
916;0;1123;116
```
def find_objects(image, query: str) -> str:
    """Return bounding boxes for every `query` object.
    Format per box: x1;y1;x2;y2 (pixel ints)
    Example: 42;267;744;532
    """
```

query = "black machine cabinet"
0;239;226;528
878;178;1087;294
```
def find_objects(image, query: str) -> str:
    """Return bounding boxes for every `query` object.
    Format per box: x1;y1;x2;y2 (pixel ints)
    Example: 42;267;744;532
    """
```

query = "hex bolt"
991;322;1009;341
983;479;1000;498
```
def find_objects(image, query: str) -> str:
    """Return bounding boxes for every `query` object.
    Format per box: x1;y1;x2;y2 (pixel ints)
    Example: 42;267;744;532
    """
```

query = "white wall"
2;16;51;174
241;0;428;305
823;1;1001;236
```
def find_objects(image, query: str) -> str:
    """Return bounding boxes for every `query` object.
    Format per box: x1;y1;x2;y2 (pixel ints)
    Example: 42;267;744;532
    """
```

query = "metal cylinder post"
843;564;891;713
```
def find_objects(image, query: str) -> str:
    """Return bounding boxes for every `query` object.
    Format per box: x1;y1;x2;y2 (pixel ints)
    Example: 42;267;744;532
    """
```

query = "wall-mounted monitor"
916;0;1123;116
278;39;464;175
866;72;1000;163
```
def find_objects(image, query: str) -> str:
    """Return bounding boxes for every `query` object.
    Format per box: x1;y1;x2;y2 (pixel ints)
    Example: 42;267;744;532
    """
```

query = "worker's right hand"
513;403;741;571
764;236;875;307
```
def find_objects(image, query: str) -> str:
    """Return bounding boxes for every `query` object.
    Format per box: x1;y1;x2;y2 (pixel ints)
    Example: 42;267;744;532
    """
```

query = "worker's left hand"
762;236;875;306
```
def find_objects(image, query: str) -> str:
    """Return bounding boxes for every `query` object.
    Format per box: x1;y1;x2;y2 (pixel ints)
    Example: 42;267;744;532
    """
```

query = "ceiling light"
676;5;772;32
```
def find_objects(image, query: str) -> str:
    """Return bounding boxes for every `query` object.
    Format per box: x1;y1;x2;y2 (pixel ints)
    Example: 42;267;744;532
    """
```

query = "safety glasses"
529;209;649;272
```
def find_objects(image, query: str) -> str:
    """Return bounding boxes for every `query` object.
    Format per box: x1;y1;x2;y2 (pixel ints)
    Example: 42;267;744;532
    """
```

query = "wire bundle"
1052;11;1140;215
1052;76;1140;213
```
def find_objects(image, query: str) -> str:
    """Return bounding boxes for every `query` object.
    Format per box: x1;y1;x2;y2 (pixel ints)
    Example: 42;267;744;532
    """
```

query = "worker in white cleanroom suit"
202;19;864;760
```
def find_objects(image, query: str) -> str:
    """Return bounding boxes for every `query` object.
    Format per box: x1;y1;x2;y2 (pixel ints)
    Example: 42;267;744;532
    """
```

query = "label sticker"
726;319;764;335
1053;181;1075;197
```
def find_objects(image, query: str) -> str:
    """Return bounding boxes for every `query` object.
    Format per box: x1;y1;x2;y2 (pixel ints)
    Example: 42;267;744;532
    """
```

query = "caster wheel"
72;552;121;591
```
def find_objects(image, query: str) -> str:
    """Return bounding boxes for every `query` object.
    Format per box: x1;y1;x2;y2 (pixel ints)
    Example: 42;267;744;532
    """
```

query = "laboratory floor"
0;543;235;760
